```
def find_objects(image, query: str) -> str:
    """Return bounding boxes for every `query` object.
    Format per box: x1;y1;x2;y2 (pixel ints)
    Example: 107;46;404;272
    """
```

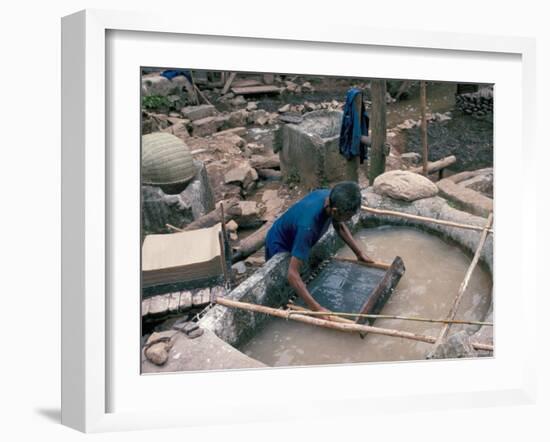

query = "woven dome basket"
142;132;196;191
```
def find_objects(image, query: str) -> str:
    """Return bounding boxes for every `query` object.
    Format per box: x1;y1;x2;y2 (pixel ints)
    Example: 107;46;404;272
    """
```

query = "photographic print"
140;69;494;374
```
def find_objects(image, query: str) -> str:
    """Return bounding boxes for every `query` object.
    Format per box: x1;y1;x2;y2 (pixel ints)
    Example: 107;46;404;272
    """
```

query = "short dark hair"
328;181;362;214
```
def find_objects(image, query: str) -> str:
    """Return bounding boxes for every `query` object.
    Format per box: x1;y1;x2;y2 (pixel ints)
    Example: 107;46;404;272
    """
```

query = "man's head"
328;181;362;222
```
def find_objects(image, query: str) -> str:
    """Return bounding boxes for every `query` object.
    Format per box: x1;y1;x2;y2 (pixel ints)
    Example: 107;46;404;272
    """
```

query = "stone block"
181;104;217;121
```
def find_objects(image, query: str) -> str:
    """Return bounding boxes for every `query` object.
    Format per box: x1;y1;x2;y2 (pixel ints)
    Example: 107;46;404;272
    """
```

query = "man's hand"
356;251;374;264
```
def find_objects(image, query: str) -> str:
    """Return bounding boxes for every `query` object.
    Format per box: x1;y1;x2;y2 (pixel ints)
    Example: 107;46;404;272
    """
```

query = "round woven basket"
142;132;196;193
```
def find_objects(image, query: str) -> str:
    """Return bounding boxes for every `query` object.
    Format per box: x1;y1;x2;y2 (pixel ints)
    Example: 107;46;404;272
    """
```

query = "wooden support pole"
214;297;493;351
222;72;237;95
432;213;494;348
420;80;429;175
361;205;494;234
368;80;387;184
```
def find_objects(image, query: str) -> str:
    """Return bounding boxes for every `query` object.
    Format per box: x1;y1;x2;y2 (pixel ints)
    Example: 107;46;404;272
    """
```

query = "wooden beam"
368;80;387;184
410;155;456;175
221;72;237;95
231;85;283;95
420;80;429;175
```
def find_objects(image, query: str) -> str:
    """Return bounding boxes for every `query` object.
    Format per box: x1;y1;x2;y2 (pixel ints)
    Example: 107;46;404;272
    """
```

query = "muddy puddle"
239;226;492;366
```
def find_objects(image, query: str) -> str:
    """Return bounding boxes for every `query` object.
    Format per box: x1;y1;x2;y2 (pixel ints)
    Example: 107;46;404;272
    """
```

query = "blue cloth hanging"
160;69;193;84
339;88;370;163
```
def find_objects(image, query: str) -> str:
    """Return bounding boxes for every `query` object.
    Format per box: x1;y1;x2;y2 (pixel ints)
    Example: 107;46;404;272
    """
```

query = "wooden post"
420;80;429;175
368;80;387;185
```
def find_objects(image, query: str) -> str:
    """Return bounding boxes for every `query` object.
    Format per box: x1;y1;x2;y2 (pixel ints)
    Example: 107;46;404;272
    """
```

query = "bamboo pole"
165;223;183;232
433;213;494;348
215;297;493;351
420;80;429;175
361;205;494;234
332;257;391;271
286;304;492;326
286;304;354;324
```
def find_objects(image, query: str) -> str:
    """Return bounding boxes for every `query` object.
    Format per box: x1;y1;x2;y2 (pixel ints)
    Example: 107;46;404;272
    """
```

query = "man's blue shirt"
265;189;331;262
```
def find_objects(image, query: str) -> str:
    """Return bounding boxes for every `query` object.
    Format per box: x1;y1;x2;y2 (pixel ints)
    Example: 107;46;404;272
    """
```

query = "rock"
278;113;303;124
232;261;247;274
427;331;477;359
294;86;302;94
247;143;265;154
192;116;224;137
305;101;317;111
373;170;438;201
186;328;205;339
231;95;247;106
278;104;291;113
229;232;238;241
245;256;265;266
225;220;239;232
144;343;170;365
182;104;217;121
161;119;190;140
178;291;193;310
302;81;314;92
249;109;269;126
227;109;248;127
285;81;298;92
246;101;258;111
257;169;282;181
261;189;284;221
173;321;199;333
234;201;265;228
224;163;259;188
178;161;215;221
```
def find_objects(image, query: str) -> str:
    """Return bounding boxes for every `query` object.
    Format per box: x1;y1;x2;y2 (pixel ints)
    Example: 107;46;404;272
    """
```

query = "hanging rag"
160;69;193;84
339;88;370;163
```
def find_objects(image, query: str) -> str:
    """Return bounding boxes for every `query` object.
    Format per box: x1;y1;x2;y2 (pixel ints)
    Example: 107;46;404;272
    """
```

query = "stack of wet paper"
142;223;223;287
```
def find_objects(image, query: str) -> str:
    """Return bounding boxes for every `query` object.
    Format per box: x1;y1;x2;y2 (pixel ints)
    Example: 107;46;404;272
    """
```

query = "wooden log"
221;72;237;95
250;154;280;170
231;221;274;263
215;297;493;351
368;80;387;184
231;85;283;95
410;155;456;175
182;199;240;231
432;213;494;347
420;80;429;175
361;205;494;234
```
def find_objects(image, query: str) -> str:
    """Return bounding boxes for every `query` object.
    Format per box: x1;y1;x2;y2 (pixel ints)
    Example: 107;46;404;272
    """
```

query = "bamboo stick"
286;304;493;326
215;297;493;351
361;205;494;234
332;257;391;271
286;304;354;324
433;213;494;347
165;223;183;232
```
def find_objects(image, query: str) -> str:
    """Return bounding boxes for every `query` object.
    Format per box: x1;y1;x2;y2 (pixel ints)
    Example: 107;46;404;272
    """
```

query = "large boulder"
373;170;438;201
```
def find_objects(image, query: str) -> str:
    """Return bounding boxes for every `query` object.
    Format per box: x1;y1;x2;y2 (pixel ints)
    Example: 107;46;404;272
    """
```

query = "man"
265;181;373;315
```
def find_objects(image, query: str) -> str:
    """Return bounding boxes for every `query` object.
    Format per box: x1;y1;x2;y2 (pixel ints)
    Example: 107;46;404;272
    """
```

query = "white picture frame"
61;9;538;433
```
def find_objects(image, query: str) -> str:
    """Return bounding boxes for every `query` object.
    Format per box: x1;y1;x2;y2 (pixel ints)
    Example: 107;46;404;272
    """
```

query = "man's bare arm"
287;256;329;313
333;221;373;263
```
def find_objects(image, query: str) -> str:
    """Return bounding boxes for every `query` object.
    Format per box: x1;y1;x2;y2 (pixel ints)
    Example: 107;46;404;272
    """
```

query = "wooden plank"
411;155;456;175
231;85;283;95
221;72;237;95
355;256;406;326
232;79;263;88
368;80;387;183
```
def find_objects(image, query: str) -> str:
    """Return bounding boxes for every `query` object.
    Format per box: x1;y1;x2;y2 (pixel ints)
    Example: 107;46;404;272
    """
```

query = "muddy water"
239;227;492;366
